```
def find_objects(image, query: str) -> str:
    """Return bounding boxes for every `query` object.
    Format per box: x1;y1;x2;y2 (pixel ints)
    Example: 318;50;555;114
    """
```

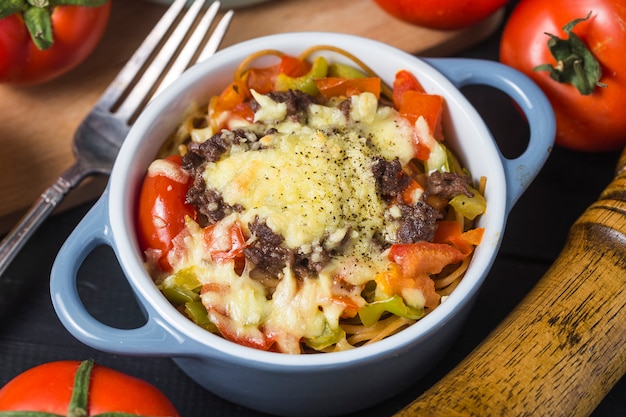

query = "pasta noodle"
138;46;487;353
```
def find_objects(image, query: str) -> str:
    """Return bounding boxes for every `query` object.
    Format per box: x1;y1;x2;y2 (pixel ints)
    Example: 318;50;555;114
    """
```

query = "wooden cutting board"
0;0;503;232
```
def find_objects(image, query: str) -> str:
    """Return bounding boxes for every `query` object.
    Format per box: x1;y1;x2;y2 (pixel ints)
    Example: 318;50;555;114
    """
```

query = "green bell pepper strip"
274;56;329;96
327;62;367;79
449;185;486;220
358;295;424;327
303;322;346;350
184;301;218;333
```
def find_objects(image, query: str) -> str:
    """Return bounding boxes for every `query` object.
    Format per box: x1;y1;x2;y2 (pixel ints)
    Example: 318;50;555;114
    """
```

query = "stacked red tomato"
0;360;179;416
0;1;111;84
372;0;510;30
500;0;626;151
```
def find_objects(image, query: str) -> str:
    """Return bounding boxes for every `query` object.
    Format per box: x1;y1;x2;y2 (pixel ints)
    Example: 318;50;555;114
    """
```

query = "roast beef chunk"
396;201;442;243
371;157;412;201
244;218;292;277
427;171;473;199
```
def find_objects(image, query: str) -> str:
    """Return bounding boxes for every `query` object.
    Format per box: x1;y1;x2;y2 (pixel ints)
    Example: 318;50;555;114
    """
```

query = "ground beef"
243;218;293;278
185;179;242;226
395;201;442;243
292;244;330;279
250;89;318;120
183;129;262;173
371;157;412;201
182;129;267;225
243;217;331;280
427;171;473;199
337;99;351;119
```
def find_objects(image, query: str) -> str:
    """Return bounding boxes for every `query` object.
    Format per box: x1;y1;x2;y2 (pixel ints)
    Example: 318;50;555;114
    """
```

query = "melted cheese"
202;92;413;259
167;91;421;353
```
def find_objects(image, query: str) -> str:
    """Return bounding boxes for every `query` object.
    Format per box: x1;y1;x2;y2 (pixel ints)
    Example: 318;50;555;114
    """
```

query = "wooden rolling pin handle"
396;148;626;417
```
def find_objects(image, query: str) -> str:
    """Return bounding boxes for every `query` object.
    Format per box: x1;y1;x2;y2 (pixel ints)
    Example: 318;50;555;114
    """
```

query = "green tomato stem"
0;0;108;50
23;5;53;50
67;360;92;417
533;12;606;95
0;359;166;417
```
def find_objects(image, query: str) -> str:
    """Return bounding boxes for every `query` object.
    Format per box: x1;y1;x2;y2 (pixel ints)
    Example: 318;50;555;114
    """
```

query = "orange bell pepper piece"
399;90;444;141
392;69;425;109
315;77;381;99
278;55;312;78
433;220;485;255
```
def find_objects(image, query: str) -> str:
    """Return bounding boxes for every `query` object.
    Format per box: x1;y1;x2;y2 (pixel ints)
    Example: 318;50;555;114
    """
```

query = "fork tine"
196;9;233;62
116;0;219;122
152;1;220;97
95;0;189;113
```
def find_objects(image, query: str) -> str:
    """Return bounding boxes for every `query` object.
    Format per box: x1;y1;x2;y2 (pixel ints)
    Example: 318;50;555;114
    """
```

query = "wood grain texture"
395;149;626;417
0;0;503;233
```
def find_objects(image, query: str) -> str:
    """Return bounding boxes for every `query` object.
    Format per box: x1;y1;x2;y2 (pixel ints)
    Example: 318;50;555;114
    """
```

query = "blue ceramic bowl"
51;33;554;416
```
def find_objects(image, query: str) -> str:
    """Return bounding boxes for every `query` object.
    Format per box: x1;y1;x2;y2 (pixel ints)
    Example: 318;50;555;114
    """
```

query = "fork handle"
0;162;90;278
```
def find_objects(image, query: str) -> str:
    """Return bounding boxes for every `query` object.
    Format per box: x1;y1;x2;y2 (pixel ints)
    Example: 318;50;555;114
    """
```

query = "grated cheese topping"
163;91;422;353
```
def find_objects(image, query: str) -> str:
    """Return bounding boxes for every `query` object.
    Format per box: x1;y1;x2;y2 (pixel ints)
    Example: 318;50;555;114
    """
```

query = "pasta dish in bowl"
137;46;487;354
50;32;555;416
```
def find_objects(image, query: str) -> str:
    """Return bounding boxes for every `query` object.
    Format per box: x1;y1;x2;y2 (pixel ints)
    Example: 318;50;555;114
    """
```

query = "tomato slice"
204;221;247;274
246;66;278;94
137;155;195;272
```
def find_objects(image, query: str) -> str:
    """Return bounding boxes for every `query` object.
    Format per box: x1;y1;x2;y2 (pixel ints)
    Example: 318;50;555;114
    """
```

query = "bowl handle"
425;58;555;211
50;192;186;356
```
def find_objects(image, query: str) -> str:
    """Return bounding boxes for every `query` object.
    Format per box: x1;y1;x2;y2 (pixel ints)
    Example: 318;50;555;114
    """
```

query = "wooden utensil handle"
396;148;626;417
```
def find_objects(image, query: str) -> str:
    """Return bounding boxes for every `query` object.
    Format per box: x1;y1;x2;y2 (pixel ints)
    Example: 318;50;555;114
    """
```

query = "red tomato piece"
137;155;195;272
382;242;467;308
246;66;278;94
204;221;247;274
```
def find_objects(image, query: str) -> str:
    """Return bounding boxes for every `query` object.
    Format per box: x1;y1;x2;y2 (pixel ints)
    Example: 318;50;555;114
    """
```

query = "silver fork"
0;0;233;277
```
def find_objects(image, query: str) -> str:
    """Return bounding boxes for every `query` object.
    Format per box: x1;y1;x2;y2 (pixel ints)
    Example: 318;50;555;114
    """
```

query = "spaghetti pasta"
137;46;487;354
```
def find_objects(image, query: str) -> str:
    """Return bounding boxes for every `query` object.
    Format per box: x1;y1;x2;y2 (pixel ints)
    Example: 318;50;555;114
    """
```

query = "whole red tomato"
500;0;626;152
0;1;111;84
0;360;179;416
372;0;510;30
